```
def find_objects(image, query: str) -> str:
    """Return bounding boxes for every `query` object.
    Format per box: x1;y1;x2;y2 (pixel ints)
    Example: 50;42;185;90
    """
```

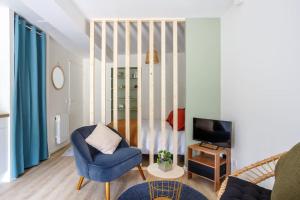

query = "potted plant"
157;150;173;172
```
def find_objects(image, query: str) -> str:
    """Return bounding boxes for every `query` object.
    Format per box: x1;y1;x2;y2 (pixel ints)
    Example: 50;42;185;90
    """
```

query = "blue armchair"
71;125;146;200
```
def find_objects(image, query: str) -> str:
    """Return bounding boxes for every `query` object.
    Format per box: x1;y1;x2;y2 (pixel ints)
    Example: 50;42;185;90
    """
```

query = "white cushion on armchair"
85;123;122;154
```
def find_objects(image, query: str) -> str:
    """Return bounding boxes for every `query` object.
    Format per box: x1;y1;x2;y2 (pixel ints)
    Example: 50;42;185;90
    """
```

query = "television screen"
193;118;232;148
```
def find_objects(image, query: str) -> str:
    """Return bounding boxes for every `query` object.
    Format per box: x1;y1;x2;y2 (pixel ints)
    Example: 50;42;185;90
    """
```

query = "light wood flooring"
0;147;217;200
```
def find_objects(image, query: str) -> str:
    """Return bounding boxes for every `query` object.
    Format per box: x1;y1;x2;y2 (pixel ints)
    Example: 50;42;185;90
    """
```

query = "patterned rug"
118;181;208;200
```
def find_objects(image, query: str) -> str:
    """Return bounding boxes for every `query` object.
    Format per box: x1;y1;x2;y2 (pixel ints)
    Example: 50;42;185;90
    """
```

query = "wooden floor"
0;148;217;200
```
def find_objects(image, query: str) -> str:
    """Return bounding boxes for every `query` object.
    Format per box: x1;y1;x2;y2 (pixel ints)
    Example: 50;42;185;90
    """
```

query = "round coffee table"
147;164;185;200
118;182;208;200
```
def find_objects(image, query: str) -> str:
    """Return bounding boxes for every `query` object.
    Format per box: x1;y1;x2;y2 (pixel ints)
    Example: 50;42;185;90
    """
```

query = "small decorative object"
131;73;137;79
157;150;173;172
119;84;125;89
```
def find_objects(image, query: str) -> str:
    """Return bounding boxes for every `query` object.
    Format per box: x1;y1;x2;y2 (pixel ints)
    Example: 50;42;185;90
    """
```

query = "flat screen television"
193;118;232;148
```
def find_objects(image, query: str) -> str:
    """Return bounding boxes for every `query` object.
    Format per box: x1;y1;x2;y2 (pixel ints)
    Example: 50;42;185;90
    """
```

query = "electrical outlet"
220;152;226;158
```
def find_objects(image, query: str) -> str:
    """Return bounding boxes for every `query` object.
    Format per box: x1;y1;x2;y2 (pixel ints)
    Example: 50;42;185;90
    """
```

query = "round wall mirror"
52;66;64;90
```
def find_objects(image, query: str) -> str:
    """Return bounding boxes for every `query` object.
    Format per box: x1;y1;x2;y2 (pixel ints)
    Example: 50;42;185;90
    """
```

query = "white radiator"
55;114;69;144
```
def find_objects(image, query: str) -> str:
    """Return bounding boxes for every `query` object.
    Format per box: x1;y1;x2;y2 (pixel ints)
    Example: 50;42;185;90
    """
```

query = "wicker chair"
217;153;285;199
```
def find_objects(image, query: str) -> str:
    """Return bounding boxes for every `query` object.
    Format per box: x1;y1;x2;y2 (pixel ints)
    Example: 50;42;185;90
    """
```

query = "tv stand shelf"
188;144;231;191
190;154;226;168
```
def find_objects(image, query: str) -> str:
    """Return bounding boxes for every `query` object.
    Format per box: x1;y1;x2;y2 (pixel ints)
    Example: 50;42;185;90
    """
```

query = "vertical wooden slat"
89;21;95;125
137;21;142;149
113;21;118;129
125;21;130;143
161;21;167;150
172;20;178;165
149;21;155;164
101;21;106;124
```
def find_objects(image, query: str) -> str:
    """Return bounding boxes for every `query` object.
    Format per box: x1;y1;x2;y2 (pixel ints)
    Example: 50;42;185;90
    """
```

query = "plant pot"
158;160;173;172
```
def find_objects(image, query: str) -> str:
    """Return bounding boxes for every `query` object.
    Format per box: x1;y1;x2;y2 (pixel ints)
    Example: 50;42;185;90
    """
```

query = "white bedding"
140;119;185;155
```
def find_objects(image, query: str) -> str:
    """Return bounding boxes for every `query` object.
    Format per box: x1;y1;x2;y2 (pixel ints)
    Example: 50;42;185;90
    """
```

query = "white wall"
0;6;13;183
82;58;106;125
221;0;300;176
47;37;84;154
0;7;13;114
83;52;186;124
82;58;90;125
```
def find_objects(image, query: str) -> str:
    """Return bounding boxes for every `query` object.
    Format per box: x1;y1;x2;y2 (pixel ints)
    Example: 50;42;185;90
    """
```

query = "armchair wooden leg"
137;165;146;180
76;176;84;190
105;182;110;200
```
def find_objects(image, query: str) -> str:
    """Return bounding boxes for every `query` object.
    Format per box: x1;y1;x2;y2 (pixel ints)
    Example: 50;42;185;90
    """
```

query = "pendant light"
145;49;159;64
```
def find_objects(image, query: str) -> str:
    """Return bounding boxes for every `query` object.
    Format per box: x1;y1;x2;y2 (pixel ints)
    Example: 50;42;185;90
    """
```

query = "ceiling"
73;0;233;19
0;0;233;59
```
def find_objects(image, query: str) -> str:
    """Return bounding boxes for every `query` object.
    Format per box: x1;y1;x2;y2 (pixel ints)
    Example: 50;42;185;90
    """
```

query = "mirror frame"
51;65;65;90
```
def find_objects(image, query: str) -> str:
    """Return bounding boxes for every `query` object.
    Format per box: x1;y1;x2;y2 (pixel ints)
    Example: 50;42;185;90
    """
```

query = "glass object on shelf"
131;73;137;79
116;71;137;79
115;104;137;110
119;84;125;89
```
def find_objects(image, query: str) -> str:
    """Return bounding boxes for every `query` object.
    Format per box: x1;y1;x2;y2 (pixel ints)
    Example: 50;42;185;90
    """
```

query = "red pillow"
166;111;173;127
166;108;185;131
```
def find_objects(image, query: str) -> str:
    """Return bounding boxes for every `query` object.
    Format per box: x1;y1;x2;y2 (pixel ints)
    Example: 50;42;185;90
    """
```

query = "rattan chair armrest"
231;153;284;178
217;152;285;200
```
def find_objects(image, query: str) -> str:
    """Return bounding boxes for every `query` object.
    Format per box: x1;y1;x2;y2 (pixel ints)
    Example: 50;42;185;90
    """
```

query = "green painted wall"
185;18;221;151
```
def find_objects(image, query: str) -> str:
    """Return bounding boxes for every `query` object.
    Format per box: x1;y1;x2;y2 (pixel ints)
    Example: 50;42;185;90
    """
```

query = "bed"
108;119;185;155
140;119;185;155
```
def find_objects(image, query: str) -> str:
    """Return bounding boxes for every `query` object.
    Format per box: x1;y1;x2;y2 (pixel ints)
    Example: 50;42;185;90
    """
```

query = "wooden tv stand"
187;144;231;191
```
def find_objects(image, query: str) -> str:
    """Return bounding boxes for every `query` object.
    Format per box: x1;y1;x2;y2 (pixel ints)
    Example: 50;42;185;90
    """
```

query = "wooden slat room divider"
90;18;184;166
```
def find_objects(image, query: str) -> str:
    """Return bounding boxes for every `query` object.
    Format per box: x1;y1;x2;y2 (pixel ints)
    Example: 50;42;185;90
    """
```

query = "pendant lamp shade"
145;49;159;64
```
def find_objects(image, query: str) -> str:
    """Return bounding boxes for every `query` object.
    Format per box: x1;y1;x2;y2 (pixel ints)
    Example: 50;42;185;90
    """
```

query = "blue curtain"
12;15;48;178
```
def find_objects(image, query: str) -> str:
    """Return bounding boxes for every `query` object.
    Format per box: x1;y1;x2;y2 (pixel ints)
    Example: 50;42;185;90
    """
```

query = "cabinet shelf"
110;67;138;121
108;98;137;101
118;97;137;100
189;154;226;168
111;88;137;90
112;108;137;111
110;77;138;80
